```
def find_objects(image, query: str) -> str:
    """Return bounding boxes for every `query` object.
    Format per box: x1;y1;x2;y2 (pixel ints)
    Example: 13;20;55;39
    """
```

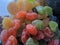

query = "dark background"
46;0;60;29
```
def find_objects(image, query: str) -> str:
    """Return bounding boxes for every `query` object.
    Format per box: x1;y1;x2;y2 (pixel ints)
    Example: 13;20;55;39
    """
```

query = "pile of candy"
0;0;60;45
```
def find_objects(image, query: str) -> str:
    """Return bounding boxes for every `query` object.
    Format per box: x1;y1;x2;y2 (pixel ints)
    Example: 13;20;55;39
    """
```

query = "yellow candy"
7;2;20;15
16;0;33;11
7;0;40;15
16;0;23;10
2;17;14;29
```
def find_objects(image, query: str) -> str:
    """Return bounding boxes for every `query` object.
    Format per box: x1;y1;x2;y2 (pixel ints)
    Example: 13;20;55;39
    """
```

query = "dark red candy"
48;39;59;45
43;27;54;38
21;29;30;44
22;29;30;36
33;31;44;40
21;35;29;44
44;38;51;42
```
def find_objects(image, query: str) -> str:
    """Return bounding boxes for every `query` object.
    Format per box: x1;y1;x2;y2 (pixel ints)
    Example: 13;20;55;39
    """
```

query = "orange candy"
26;24;38;36
16;11;27;19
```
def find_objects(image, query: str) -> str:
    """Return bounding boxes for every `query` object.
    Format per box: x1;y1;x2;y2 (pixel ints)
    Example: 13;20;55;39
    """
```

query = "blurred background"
0;0;15;16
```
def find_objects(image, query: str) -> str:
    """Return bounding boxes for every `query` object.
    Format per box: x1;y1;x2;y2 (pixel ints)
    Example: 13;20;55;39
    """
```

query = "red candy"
26;24;38;36
33;31;44;40
16;11;27;19
5;35;17;45
21;29;30;44
13;19;21;30
48;39;59;45
26;12;38;21
22;29;30;36
43;27;54;38
0;30;9;45
8;28;17;37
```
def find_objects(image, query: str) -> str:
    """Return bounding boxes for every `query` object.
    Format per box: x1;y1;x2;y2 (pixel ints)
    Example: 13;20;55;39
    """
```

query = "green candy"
26;38;39;45
36;6;45;14
44;6;53;16
49;21;58;32
32;20;44;30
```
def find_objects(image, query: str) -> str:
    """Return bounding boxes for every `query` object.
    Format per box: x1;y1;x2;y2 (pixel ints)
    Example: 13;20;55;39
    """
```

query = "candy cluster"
0;0;60;45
